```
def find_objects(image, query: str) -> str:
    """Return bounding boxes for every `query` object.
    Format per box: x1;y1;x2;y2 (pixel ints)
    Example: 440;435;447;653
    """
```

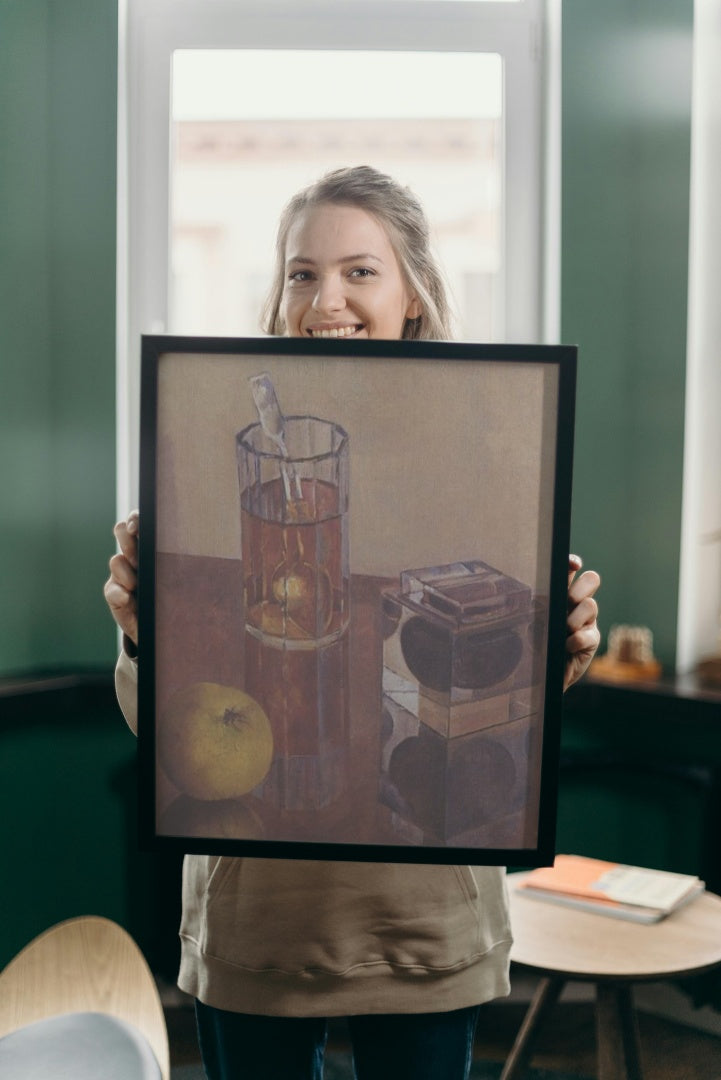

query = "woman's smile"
306;323;365;339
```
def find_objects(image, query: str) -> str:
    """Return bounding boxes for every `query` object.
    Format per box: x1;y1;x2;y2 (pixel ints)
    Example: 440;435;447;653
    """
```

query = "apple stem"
222;707;249;730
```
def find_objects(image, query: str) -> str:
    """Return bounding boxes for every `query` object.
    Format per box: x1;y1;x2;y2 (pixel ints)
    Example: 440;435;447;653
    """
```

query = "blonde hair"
262;165;454;341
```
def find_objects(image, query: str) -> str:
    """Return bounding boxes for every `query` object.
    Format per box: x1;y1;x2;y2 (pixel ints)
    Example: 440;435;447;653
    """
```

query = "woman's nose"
312;274;345;314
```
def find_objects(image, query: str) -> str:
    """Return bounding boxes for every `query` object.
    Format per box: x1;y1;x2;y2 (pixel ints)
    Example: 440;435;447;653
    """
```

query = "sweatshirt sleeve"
115;645;139;736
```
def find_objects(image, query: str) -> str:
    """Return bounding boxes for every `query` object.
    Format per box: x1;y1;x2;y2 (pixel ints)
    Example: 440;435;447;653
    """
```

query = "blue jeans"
195;1000;481;1080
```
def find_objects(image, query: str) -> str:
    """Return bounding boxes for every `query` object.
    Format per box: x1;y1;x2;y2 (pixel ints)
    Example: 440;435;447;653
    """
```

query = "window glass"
170;50;503;341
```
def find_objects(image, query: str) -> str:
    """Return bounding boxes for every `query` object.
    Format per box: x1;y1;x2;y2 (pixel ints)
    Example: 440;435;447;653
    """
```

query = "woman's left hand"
564;554;601;691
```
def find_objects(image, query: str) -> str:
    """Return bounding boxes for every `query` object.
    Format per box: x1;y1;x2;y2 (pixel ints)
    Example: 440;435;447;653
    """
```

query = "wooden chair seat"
0;916;169;1079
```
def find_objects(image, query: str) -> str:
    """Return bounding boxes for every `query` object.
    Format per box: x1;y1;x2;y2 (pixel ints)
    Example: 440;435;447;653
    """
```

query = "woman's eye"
349;267;375;279
288;269;313;283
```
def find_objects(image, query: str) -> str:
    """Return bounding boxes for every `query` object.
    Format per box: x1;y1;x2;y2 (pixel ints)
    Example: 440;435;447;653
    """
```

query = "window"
118;0;557;510
169;49;503;340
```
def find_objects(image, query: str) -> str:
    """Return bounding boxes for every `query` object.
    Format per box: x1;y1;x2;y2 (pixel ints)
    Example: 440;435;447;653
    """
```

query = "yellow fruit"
158;682;273;801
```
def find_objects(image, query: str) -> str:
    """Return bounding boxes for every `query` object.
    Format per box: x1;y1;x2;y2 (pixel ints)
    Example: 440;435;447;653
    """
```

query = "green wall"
562;0;693;669
0;0;118;675
0;0;133;967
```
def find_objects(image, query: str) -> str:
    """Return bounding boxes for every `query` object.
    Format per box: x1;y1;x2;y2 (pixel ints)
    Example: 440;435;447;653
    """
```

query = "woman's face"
280;203;421;340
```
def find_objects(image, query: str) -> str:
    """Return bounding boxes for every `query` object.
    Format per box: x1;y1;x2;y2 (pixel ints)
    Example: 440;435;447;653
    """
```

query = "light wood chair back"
0;915;170;1080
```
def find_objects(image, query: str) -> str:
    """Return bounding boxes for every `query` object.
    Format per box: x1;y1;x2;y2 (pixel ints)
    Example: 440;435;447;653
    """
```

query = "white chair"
0;915;170;1079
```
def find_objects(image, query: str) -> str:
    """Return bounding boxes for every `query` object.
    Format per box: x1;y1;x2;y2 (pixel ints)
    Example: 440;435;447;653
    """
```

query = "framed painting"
137;336;576;865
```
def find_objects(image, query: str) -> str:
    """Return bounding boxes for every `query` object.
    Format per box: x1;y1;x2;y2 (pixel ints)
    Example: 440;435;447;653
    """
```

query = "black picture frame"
138;335;576;865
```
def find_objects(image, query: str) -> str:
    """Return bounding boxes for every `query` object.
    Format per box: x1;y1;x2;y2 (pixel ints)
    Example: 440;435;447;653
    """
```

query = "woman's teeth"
310;325;360;338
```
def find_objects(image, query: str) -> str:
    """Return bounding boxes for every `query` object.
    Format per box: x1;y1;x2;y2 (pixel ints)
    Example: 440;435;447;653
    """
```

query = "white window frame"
116;0;559;512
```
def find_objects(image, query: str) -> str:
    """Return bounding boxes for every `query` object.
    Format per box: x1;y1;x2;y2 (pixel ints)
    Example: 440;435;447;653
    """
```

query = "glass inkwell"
379;560;544;843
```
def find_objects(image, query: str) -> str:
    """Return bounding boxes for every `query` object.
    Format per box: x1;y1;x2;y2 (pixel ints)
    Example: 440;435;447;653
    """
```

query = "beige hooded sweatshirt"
116;650;512;1017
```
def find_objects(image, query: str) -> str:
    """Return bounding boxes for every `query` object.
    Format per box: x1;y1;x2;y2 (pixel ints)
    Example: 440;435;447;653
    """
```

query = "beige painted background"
155;349;559;592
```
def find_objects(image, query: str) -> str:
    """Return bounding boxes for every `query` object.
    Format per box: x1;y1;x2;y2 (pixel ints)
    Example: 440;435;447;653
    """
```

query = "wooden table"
151;552;542;851
502;872;721;1080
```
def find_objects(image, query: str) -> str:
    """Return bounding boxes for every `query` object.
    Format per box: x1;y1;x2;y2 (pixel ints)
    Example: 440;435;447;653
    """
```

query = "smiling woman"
106;150;600;1080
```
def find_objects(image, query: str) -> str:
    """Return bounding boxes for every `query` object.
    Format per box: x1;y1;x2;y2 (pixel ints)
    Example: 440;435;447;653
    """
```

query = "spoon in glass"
249;372;303;501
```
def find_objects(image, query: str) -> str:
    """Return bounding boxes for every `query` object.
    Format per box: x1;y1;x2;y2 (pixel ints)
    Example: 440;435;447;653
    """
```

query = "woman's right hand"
103;510;139;646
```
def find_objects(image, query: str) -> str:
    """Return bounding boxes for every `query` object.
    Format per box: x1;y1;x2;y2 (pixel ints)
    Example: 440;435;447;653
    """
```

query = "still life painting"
138;336;576;864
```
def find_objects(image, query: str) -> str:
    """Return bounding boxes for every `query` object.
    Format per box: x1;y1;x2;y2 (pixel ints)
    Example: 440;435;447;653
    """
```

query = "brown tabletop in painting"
153;552;544;853
502;872;721;1080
